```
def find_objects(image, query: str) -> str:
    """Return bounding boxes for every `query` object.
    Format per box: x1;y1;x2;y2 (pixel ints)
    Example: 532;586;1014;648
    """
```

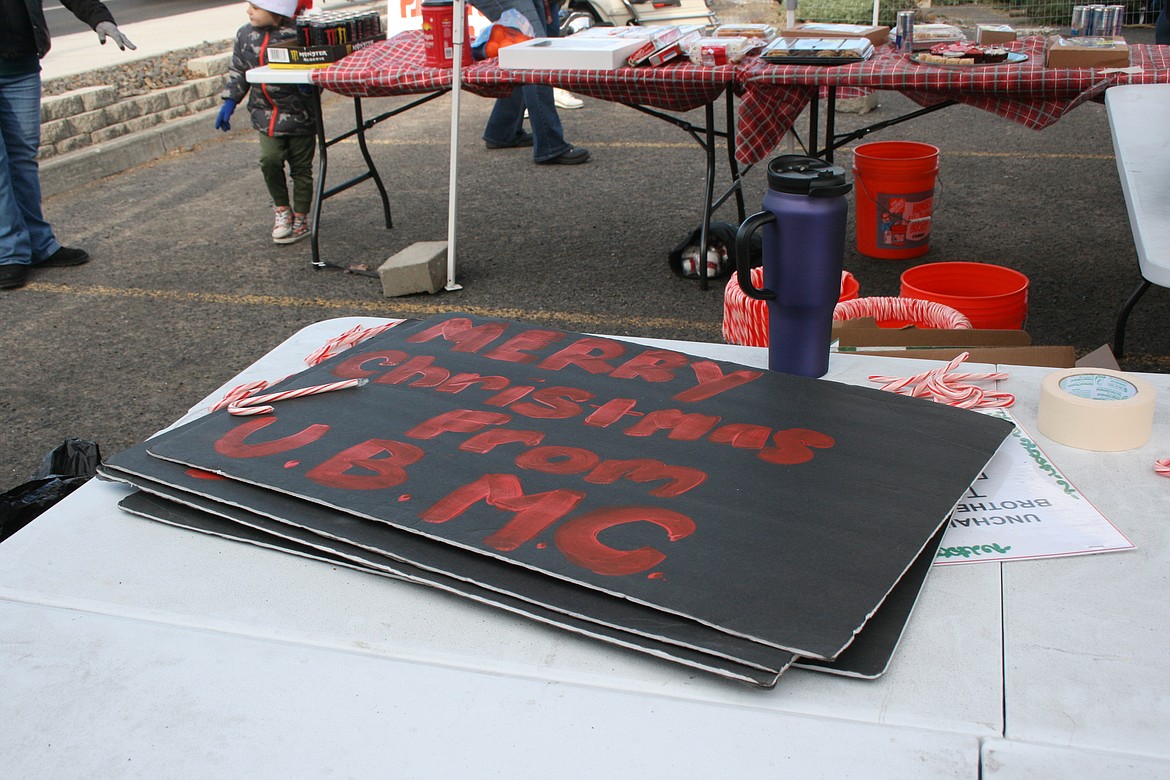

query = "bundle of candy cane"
868;351;1014;409
211;321;400;414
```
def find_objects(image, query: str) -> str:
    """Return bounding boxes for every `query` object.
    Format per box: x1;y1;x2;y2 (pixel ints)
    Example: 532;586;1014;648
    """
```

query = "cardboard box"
266;38;377;68
976;24;1017;44
831;319;1077;368
631;29;702;66
780;23;889;46
499;37;646;70
1045;35;1130;69
624;25;694;65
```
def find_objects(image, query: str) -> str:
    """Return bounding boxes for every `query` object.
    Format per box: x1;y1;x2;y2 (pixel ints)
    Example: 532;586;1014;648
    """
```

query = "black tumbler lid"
767;155;851;198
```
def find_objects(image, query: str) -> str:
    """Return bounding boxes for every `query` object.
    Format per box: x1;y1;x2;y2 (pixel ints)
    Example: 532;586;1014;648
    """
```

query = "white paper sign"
936;410;1135;565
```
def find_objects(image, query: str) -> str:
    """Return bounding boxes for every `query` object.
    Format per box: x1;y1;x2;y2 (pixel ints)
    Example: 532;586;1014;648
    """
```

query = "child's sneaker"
275;213;310;244
272;206;293;241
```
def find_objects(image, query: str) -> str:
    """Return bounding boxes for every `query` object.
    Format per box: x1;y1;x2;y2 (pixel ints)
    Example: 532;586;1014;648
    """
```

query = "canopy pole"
445;0;466;291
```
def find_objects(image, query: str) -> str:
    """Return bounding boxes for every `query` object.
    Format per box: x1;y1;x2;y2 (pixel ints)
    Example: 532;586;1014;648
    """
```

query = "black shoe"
536;146;591;166
485;131;534;150
36;246;90;267
0;264;29;290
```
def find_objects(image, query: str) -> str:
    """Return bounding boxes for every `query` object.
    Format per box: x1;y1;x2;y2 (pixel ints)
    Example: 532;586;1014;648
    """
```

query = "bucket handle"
734;211;776;301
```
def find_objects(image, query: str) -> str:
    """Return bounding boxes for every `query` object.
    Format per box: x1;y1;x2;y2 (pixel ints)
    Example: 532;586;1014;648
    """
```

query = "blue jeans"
0;68;60;267
474;0;572;162
1158;5;1170;46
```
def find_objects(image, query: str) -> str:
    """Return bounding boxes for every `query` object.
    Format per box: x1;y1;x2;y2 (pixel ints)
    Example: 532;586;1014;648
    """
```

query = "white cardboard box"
498;37;646;70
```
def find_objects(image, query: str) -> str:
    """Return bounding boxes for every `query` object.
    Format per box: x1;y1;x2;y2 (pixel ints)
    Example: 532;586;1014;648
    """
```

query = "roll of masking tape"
1036;368;1156;451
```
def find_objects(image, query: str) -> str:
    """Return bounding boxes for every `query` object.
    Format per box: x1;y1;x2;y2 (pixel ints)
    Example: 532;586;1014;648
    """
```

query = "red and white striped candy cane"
210;380;272;412
305;321;401;366
227;378;368;416
869;352;1014;409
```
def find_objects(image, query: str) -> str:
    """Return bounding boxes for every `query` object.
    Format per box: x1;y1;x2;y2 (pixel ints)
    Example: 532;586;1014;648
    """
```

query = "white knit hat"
251;0;299;18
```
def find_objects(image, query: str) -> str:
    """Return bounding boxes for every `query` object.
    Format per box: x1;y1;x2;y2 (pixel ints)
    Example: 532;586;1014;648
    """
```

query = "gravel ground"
42;40;232;98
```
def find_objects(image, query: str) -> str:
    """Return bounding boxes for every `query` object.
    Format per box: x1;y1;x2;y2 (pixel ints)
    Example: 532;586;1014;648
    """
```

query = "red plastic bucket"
852;141;940;260
900;261;1029;329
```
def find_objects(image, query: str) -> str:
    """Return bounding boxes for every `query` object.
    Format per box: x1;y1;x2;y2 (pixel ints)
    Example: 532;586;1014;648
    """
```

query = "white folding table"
1106;83;1170;357
1;318;1166;778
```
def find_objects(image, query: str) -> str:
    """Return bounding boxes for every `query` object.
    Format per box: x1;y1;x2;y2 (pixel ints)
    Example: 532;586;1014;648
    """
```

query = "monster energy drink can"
896;11;915;53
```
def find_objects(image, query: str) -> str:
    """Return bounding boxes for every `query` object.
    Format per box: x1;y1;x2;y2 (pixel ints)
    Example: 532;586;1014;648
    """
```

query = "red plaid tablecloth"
735;37;1170;165
315;32;1170;167
313;31;459;96
315;30;736;112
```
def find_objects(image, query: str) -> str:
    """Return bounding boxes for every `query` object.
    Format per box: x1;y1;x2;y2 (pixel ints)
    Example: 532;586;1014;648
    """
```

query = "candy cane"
210;380;273;412
869;351;1014;409
305;321;401;366
1155;458;1170;478
833;297;973;329
227;378;369;416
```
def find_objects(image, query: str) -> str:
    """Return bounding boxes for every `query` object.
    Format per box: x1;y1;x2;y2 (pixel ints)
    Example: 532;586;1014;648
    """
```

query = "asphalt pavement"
2;19;1166;490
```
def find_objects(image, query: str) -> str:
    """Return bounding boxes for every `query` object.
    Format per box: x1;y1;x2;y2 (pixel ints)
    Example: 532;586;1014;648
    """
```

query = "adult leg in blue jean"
0;68;88;290
472;0;590;165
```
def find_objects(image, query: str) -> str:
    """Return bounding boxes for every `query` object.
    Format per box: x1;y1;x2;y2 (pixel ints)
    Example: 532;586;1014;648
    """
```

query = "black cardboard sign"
116;488;786;686
144;314;1013;661
100;447;795;681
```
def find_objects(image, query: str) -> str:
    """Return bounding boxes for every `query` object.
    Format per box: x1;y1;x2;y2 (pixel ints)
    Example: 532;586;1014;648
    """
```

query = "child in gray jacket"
216;0;316;244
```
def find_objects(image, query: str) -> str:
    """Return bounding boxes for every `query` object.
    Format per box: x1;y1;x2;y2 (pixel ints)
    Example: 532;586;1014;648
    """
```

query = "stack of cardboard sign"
99;314;1012;687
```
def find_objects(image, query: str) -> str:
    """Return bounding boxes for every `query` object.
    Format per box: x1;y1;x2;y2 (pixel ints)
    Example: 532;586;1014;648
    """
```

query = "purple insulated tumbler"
734;155;852;378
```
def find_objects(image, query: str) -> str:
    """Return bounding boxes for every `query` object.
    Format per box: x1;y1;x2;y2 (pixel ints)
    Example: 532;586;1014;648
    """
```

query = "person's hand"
95;22;136;51
215;99;237;132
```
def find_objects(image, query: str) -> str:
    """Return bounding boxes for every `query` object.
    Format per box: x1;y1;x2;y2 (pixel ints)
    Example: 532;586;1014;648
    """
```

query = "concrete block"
378;241;453;297
192;76;225;99
40;117;77;145
41;86;116;121
70;107;112;133
187;53;232;77
41;93;85;123
835;91;879;115
53;135;91;155
163;83;201;109
91;123;131;144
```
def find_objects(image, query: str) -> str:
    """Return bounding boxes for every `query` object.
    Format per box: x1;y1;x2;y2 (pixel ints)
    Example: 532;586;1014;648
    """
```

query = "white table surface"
1;318;1166;778
246;65;316;86
1105;84;1170;288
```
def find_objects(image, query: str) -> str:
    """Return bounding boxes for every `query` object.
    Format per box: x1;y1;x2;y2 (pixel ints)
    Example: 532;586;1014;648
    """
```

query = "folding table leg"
725;89;746;224
698;99;717;291
1113;279;1152;359
352;97;393;230
309;87;328;268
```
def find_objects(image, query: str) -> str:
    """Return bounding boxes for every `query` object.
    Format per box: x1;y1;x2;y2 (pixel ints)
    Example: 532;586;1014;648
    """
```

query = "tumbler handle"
734;210;776;301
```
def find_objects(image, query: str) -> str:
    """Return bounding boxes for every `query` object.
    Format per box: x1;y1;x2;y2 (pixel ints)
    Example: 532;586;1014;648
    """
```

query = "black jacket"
222;23;315;138
0;0;115;60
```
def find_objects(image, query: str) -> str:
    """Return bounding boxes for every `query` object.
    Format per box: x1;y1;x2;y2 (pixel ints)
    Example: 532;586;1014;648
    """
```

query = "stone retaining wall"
39;52;232;161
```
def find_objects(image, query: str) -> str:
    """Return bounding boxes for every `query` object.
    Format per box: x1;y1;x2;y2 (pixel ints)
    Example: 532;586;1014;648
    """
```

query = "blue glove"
215;99;236;132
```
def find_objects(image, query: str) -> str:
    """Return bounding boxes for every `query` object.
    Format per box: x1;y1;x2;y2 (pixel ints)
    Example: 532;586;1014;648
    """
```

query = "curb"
39;107;246;199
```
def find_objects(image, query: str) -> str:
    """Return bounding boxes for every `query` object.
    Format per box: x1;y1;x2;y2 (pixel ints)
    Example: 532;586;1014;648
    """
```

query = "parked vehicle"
561;0;718;33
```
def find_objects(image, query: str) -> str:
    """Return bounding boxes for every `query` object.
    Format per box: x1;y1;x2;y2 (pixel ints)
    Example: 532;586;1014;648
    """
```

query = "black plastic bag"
668;221;763;280
0;438;101;543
